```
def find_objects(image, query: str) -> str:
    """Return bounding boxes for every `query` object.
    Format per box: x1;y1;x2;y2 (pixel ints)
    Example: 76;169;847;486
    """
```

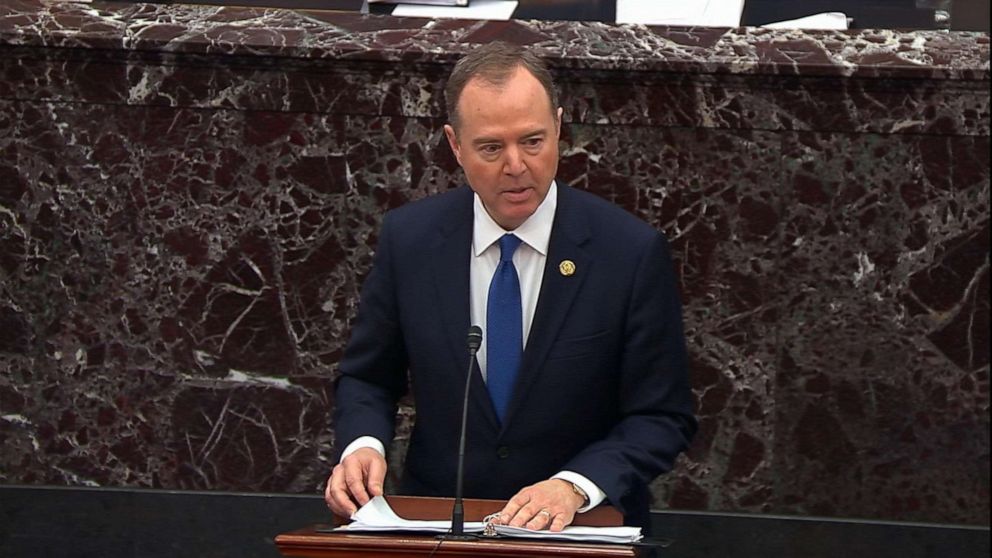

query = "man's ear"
555;107;563;138
443;124;462;165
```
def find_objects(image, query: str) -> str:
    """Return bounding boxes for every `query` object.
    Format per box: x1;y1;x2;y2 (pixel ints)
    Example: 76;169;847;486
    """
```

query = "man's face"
444;66;562;231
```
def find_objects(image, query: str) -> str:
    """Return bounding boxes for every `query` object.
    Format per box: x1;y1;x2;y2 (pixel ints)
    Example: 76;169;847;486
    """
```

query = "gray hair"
444;41;559;131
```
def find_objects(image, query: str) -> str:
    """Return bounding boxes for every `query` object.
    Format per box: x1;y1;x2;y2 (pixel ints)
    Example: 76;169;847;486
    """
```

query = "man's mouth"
502;186;532;200
503;186;530;196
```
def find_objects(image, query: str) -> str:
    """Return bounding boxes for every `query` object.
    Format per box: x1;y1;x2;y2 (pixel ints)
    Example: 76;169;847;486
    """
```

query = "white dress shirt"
342;181;606;512
470;181;555;379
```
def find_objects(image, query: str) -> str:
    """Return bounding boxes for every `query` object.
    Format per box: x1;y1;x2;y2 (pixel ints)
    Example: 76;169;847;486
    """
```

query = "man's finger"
365;454;387;497
525;509;554;531
326;466;358;517
344;465;371;506
509;501;546;528
497;491;529;524
331;472;358;514
323;473;333;504
549;511;571;532
329;487;357;517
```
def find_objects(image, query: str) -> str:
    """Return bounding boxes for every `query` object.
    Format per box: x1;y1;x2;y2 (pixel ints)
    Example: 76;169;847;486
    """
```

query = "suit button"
497;446;510;459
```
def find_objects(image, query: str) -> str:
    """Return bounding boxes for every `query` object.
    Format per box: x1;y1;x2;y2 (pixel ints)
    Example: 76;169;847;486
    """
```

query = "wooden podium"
275;495;640;557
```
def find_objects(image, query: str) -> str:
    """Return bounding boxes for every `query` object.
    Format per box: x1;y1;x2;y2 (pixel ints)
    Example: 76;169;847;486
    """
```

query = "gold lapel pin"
559;260;576;276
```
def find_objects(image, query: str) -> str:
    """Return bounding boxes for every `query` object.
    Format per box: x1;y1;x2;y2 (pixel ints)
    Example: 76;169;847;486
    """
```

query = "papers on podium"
761;12;850;30
390;0;518;20
616;0;745;27
490;523;644;544
337;496;643;544
338;495;487;533
371;0;469;6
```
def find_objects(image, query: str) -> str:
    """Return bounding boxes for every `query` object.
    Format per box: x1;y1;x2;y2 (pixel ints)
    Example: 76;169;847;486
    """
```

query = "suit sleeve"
561;232;697;515
332;213;409;458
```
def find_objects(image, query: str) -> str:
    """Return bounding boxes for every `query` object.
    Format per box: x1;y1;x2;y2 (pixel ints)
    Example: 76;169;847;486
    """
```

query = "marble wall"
1;1;988;524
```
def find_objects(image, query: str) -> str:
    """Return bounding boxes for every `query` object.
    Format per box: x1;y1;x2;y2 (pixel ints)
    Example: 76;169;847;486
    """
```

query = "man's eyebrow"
471;128;548;147
521;128;549;139
471;136;502;147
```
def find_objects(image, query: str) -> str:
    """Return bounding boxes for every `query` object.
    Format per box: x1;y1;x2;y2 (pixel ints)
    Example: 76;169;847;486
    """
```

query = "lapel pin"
559;260;576;276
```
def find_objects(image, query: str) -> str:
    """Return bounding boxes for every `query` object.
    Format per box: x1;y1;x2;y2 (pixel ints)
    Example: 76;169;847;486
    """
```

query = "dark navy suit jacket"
333;183;696;527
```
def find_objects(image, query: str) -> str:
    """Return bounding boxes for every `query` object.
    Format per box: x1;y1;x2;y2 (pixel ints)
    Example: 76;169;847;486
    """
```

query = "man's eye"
480;145;501;155
524;138;543;148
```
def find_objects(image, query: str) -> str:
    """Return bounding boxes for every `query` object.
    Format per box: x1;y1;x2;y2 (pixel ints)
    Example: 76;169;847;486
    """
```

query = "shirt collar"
473;180;557;257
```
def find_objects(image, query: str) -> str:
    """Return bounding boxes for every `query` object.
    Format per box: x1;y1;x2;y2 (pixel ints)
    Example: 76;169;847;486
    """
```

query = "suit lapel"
501;185;592;432
432;187;500;429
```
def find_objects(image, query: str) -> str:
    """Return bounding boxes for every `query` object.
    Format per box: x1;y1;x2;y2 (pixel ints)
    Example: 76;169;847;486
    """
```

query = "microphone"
449;325;482;538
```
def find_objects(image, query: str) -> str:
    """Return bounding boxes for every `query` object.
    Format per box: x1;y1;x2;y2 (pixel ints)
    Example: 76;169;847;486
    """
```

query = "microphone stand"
440;326;483;541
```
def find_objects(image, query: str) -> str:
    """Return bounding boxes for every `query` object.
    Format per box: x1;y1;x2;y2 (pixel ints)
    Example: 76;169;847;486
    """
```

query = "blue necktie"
487;234;523;423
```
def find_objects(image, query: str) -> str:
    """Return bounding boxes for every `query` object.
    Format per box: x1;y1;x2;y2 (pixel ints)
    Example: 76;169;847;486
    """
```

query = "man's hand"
496;479;585;532
324;447;387;517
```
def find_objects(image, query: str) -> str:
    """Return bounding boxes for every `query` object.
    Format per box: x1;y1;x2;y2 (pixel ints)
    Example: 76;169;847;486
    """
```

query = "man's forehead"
458;100;554;138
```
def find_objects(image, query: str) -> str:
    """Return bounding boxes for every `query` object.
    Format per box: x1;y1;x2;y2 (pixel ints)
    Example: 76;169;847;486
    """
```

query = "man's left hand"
496;479;585;532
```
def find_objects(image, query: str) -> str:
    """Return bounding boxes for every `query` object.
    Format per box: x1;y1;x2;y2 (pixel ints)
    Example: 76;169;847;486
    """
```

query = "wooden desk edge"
275;526;638;557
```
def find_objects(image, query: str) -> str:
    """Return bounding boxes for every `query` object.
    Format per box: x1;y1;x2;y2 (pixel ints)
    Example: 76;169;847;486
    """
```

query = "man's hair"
444;41;559;131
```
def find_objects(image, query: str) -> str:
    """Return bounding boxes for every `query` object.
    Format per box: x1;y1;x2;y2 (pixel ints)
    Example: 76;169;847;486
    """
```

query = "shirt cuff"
552;471;607;513
339;436;386;462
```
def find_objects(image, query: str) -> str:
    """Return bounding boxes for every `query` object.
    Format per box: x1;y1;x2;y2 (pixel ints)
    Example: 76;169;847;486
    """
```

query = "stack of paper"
390;0;518;20
761;12;850;30
617;0;745;27
495;524;643;544
371;0;468;6
339;496;487;533
338;496;643;544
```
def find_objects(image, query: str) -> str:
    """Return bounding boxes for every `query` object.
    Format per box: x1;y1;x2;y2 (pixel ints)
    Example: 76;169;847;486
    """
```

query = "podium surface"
276;527;638;557
275;496;639;557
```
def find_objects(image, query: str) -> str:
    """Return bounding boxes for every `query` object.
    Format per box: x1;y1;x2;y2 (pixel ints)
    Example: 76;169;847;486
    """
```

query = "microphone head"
467;326;483;352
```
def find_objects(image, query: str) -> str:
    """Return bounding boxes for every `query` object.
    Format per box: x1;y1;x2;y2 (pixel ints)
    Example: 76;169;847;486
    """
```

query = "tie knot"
498;234;523;263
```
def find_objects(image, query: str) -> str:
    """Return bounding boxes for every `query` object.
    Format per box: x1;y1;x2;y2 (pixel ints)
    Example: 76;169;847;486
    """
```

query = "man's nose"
502;146;526;176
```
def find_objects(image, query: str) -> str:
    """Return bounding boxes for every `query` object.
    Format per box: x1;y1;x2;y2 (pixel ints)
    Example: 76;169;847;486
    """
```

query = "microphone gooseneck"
450;325;483;537
467;326;482;353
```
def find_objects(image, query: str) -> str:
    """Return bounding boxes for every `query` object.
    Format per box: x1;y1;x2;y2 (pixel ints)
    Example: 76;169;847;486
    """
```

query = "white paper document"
338;496;486;533
495;524;644;544
337;496;643;544
617;0;745;27
391;0;518;20
371;1;469;6
761;12;850;30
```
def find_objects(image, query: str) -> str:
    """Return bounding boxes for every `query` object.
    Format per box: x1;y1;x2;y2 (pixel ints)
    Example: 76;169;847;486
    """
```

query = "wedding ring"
538;509;551;517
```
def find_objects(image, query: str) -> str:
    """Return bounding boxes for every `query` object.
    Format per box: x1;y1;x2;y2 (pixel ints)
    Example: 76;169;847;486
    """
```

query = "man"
324;41;696;531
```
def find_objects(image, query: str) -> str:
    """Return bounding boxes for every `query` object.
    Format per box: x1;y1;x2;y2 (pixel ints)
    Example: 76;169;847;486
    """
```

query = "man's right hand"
324;447;388;517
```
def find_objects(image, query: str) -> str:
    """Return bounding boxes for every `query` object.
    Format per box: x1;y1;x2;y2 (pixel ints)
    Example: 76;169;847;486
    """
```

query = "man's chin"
494;206;538;230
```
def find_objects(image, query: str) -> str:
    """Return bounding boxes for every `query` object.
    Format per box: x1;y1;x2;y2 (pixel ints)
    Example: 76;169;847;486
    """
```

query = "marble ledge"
0;0;988;81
